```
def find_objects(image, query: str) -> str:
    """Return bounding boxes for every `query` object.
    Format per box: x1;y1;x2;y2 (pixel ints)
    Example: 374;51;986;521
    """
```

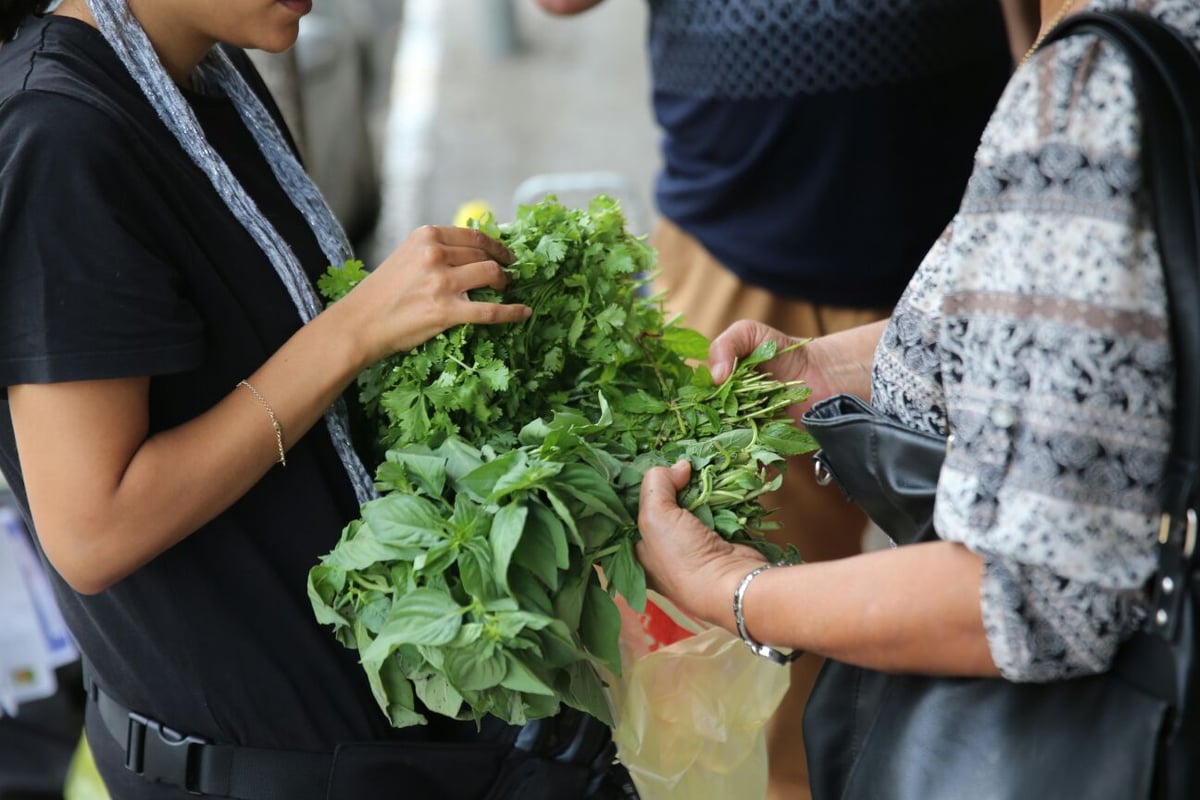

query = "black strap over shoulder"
1043;8;1200;644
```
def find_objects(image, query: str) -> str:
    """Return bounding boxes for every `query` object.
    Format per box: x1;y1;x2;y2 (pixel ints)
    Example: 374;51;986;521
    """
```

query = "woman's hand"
709;318;889;419
636;461;767;632
637;461;996;672
341;225;532;365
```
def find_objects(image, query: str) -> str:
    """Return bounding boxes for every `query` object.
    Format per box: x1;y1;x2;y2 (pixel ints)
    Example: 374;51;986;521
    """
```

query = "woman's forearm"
11;299;371;594
806;318;887;402
698;540;999;676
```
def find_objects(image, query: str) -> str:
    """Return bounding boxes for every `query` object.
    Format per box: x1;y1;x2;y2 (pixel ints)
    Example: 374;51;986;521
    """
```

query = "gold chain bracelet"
237;379;286;467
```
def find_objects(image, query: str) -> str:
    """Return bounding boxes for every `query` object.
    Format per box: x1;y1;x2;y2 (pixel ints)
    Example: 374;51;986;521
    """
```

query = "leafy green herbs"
309;196;816;729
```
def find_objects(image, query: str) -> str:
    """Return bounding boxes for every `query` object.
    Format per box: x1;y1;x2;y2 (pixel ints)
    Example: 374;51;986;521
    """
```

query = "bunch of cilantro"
308;196;816;730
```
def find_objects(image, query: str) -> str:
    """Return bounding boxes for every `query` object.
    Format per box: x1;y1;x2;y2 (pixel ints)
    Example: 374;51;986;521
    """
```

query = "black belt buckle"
124;711;209;795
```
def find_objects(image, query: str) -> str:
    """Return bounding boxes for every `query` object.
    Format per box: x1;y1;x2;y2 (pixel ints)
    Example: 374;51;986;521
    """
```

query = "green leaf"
517;417;552;446
456;450;526;501
371;653;426;728
544;489;583;549
759;419;819;456
578;578;622;676
661;326;711;360
614;390;668;415
317;258;368;302
355;592;393;634
490;503;528;593
512;503;565;590
713;510;745;537
458;544;498;603
518;690;562;724
555;464;631;525
603;537;646;613
492;459;563;501
445;647;507;692
382;449;447;497
436;437;485;482
741;340;778;367
538;619;587;668
324;521;423;570
306;563;348;630
493;609;556;639
414;673;465;719
477;361;511;392
561;661;613;727
552;567;588;632
509;568;554;617
501;653;557;696
413;542;457;578
535;233;568;263
361;495;448;551
363;589;464;660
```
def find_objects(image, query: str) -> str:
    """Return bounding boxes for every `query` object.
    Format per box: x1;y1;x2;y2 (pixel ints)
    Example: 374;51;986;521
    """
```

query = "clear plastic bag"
610;594;790;800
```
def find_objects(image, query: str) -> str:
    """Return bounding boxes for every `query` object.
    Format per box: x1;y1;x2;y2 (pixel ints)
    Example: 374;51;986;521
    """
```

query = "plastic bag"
610;594;790;800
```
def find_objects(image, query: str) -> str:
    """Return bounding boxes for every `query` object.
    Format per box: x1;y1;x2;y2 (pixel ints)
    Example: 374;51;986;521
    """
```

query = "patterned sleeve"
871;1;1196;682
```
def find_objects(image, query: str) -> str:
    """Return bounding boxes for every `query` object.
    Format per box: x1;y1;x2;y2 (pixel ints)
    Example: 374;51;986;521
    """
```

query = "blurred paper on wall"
0;527;54;714
0;504;78;716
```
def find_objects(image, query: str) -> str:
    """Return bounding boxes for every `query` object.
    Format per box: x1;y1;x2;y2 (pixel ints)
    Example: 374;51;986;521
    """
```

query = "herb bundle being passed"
308;196;816;730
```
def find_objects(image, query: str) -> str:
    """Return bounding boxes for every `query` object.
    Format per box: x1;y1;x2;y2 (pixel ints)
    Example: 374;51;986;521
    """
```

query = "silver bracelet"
733;561;801;665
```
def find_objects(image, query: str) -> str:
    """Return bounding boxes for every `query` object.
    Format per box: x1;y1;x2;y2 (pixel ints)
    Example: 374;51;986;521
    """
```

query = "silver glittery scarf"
84;0;378;506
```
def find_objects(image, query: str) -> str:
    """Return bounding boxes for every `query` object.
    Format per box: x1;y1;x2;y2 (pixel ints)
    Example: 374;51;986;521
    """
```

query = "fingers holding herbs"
636;460;766;630
709;320;806;384
325;225;531;364
710;318;889;420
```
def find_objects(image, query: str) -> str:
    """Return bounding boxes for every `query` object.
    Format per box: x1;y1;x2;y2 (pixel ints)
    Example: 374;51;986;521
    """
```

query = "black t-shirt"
0;16;505;798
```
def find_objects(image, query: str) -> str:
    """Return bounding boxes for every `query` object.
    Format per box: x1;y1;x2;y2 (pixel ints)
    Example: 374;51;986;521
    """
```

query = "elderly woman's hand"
709;318;888;419
636;460;768;631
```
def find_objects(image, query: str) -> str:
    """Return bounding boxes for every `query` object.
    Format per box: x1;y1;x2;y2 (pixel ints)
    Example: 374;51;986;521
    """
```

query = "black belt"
88;679;333;799
86;677;633;800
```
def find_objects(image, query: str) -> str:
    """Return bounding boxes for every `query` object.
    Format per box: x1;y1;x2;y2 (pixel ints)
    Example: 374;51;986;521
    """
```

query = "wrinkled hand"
346;225;531;363
636;461;766;631
709;319;836;421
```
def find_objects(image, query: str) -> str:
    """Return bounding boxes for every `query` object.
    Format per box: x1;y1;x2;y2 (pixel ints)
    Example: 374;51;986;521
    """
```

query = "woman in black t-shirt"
0;2;621;799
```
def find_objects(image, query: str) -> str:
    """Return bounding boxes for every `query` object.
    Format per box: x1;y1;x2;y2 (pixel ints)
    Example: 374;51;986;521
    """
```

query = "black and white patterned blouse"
871;0;1200;682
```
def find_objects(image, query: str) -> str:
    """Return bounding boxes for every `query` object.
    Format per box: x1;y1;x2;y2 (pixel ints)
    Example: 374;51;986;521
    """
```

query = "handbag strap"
1043;11;1200;640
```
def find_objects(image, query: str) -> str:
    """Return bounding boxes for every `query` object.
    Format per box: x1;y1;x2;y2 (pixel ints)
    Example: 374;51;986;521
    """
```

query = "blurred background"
251;0;659;263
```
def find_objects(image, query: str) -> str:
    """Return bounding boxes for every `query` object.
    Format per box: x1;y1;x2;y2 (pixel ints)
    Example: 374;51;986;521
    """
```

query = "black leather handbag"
797;11;1200;800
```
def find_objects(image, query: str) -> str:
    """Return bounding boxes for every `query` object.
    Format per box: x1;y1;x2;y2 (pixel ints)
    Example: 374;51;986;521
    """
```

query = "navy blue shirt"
649;0;1013;306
